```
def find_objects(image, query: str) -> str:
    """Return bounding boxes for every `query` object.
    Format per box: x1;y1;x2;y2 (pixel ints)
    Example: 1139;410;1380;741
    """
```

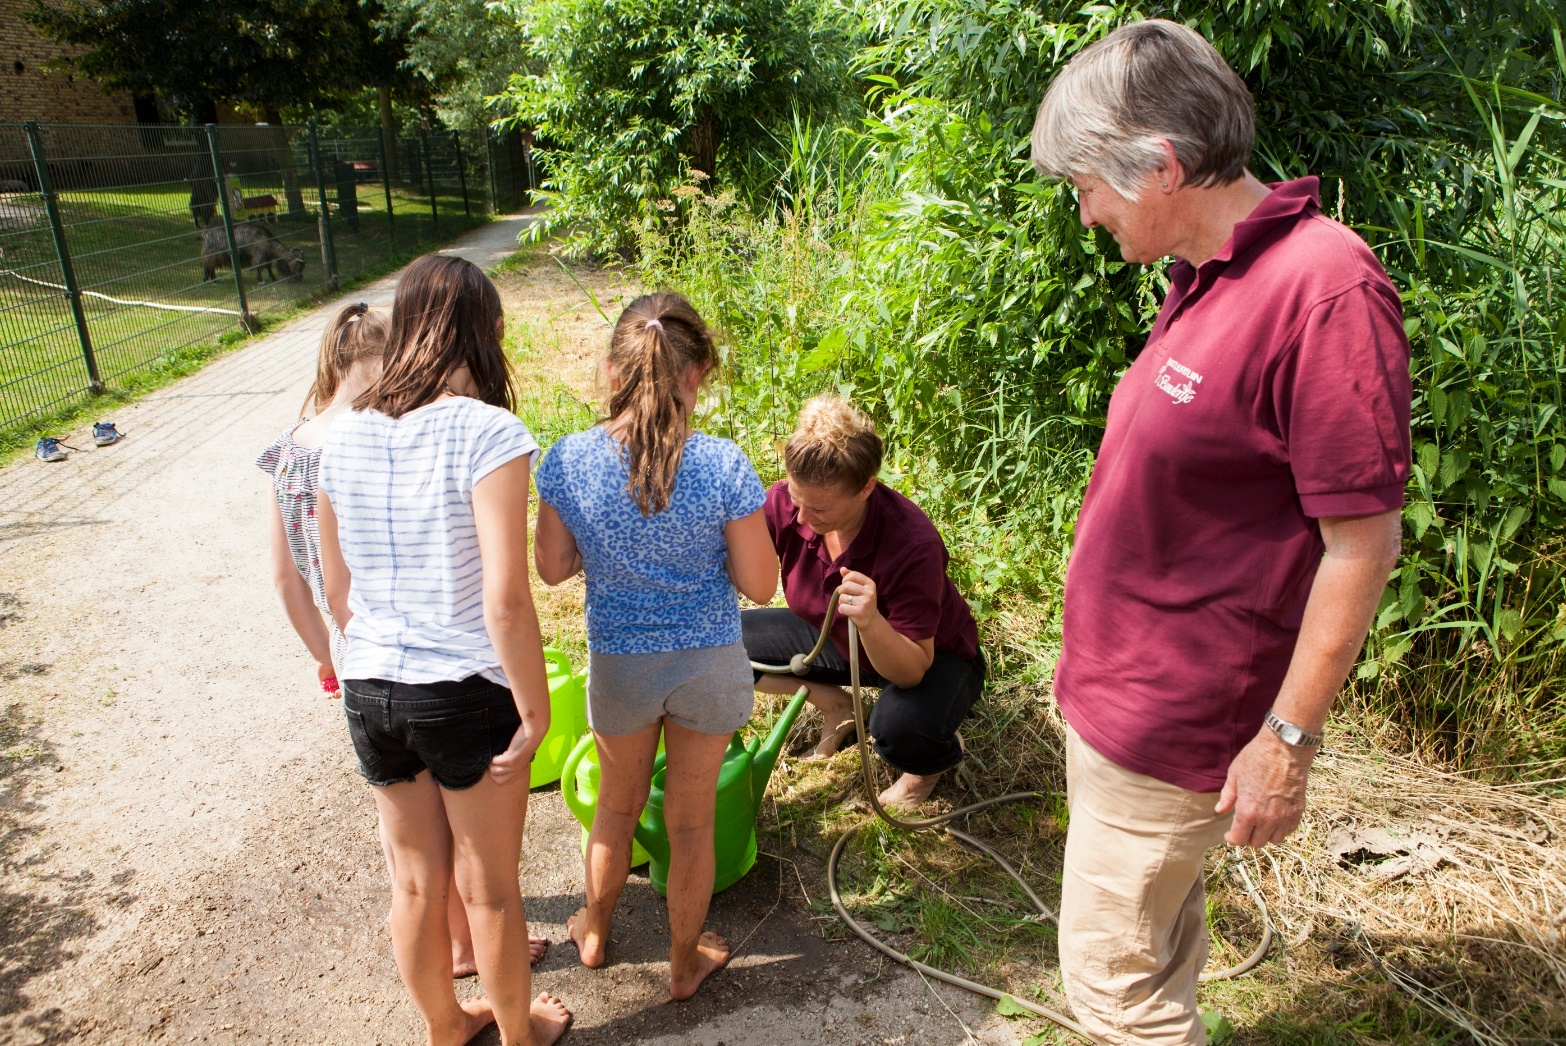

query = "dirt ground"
0;218;1024;1045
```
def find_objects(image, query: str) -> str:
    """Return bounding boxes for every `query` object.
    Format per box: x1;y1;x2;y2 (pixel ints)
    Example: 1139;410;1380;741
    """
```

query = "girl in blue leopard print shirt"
533;291;778;1001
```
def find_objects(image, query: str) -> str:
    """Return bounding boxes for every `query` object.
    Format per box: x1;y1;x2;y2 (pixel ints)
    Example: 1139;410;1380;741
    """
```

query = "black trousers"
741;607;984;776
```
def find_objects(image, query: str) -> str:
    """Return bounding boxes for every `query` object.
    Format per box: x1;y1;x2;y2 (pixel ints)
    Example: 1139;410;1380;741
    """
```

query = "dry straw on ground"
776;678;1566;1042
1241;747;1566;1042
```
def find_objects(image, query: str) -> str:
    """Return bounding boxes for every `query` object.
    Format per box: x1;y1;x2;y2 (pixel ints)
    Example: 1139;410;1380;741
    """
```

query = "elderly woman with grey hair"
1032;20;1409;1044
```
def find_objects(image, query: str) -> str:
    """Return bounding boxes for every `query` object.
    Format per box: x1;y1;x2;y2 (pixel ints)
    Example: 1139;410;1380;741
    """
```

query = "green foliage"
377;0;533;130
498;0;855;252
1201;1009;1236;1045
27;0;407;114
640;2;1566;766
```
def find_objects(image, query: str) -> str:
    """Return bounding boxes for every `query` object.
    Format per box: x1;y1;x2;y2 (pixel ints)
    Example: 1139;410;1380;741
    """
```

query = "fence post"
376;129;398;256
420;129;439;230
485;132;501;215
205;124;257;332
307;123;340;293
452;130;471;217
524;131;536;196
24;121;102;392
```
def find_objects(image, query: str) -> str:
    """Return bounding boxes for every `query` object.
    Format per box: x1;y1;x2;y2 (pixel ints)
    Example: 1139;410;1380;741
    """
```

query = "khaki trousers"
1059;725;1233;1045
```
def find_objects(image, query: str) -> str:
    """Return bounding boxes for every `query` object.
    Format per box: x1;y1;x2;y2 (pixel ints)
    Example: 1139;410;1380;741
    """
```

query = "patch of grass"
0;241;468;466
756;673;1566;1045
494;254;639;664
1;181;486;435
755;680;1074;1018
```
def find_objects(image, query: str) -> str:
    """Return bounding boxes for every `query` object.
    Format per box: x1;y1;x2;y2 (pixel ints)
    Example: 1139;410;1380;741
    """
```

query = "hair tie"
645;319;663;331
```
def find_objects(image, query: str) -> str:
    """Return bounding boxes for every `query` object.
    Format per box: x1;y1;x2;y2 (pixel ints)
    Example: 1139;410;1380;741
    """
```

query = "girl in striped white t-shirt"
317;255;571;1046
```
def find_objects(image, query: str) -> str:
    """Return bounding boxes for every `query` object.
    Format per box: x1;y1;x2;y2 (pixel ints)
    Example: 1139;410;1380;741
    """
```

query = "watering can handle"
560;732;596;829
630;794;671;865
542;646;573;678
631;813;662;861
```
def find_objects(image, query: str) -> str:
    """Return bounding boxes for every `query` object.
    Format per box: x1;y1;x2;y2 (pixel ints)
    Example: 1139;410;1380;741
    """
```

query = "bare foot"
669;931;730;1001
454;935;544;978
877;771;942;811
527;992;573;1046
452;940;477;979
427;995;494;1046
568;907;607;968
804;695;857;760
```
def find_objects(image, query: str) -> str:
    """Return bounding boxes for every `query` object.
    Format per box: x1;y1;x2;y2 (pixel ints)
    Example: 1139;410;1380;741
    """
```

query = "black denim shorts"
342;675;522;790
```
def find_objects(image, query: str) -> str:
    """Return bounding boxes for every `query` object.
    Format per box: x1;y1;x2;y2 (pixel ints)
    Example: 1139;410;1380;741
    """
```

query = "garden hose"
752;590;1274;1040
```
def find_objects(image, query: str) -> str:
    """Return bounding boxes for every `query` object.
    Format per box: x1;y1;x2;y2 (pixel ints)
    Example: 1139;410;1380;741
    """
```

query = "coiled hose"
752;590;1273;1039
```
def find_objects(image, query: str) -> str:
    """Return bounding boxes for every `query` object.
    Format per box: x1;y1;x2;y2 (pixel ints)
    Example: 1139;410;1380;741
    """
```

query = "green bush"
500;0;855;253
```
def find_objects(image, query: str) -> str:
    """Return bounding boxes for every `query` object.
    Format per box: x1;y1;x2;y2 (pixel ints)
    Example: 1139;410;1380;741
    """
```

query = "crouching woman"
742;397;985;810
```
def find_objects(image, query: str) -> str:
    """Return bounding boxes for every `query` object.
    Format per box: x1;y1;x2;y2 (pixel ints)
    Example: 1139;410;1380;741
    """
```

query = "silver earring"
1162;182;1169;189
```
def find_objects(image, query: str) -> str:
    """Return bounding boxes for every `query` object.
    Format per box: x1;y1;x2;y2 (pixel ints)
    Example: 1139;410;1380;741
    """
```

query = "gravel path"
0;219;1015;1045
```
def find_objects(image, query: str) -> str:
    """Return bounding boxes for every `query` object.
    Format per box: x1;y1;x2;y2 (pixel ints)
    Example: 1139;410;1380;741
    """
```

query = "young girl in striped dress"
257;301;385;694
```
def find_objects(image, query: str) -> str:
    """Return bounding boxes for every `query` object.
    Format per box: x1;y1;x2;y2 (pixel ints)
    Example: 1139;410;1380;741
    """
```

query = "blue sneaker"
92;421;126;447
35;437;70;462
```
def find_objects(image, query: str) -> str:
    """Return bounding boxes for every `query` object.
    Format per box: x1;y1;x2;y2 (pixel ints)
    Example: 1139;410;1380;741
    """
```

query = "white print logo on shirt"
1153;357;1204;405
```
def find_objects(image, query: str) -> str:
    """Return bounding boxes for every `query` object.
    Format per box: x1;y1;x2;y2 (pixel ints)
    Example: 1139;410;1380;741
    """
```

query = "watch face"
1279;723;1304;745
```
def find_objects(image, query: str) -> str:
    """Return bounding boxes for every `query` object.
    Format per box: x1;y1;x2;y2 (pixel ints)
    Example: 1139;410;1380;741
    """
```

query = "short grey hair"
1030;19;1254;200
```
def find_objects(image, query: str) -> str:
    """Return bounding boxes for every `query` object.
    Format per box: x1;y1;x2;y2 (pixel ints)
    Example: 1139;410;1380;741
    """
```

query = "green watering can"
561;731;663;868
561;685;810;895
531;647;589;789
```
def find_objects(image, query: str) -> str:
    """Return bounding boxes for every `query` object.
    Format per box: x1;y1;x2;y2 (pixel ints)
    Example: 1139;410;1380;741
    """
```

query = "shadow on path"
0;653;100;1044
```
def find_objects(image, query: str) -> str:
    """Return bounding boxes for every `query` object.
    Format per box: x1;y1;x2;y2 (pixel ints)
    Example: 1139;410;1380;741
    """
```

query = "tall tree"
377;0;532;131
27;0;409;118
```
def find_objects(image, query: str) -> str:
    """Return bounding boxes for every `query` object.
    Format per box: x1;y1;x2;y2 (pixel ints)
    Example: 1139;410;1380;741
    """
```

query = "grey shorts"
587;641;755;737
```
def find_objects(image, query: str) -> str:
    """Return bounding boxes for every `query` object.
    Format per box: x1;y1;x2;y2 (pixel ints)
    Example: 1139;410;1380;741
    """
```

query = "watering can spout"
750;686;812;803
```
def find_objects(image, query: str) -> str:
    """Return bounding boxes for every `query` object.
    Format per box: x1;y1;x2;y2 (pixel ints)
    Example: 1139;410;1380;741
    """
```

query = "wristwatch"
1264;711;1323;749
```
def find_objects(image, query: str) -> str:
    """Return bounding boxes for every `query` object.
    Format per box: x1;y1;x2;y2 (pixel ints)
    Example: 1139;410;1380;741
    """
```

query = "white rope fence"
0;268;243;317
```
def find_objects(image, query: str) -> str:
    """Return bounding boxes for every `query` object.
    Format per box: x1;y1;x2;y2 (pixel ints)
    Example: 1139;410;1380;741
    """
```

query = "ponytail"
605;292;718;515
305;301;388;414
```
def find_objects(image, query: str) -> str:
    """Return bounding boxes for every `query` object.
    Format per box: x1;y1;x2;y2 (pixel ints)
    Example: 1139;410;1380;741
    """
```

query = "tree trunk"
378;85;398;176
691;108;717;182
264;105;308;218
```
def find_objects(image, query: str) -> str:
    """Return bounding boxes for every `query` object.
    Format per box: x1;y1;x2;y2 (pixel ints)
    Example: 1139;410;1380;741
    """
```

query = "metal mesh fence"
0;121;534;435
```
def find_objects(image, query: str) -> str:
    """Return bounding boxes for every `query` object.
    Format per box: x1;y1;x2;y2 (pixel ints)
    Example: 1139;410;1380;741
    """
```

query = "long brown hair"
356;255;515;418
605;292;718;516
304;301;387;414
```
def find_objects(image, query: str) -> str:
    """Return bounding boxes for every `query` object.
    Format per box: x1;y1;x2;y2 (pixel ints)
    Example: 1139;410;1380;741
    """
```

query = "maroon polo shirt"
765;481;979;665
1054;177;1411;793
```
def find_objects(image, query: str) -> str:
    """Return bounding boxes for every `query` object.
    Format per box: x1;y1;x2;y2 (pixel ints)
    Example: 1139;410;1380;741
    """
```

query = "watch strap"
1264;711;1323;749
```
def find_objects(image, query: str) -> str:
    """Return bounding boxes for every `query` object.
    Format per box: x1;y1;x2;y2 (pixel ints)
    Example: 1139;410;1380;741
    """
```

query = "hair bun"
785;396;882;490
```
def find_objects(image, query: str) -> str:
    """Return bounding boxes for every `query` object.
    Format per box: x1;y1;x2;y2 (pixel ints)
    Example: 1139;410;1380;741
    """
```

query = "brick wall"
0;0;135;124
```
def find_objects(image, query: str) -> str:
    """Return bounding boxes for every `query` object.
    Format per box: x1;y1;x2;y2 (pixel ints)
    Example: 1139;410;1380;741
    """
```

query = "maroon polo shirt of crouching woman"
1054;177;1412;793
765;481;979;665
